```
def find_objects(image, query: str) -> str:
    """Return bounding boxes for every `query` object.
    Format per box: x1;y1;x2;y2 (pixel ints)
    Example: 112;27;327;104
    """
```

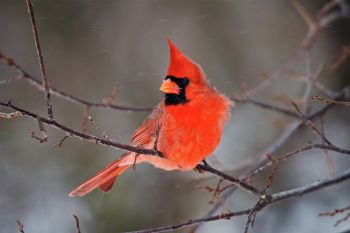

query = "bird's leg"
202;159;209;167
194;160;209;173
132;154;140;169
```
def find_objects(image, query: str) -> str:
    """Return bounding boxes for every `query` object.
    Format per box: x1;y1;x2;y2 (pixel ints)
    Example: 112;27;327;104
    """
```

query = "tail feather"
69;152;180;197
98;177;117;192
69;153;132;197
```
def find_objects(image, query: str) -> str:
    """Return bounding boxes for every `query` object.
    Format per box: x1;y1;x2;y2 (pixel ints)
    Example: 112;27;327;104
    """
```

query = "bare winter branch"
16;220;24;233
0;50;153;112
0;101;266;197
73;215;82;233
126;168;350;233
24;0;53;119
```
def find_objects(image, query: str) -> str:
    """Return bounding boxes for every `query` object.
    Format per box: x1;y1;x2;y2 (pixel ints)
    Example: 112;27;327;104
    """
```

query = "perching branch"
0;101;264;197
0;101;159;156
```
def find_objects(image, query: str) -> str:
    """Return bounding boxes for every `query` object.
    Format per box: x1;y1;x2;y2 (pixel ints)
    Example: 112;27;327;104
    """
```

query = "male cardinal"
69;38;232;197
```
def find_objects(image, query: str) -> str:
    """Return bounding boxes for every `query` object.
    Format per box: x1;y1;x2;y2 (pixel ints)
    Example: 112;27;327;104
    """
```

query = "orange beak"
160;79;180;95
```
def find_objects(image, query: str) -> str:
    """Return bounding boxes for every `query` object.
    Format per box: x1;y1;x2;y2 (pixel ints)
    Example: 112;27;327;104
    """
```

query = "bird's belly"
158;119;222;170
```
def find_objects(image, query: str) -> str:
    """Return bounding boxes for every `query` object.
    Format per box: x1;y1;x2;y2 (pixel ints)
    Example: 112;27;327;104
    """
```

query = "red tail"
69;151;180;197
69;153;131;197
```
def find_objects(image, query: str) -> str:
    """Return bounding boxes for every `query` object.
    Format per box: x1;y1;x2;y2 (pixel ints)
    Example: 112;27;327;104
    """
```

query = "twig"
292;0;314;28
319;205;350;227
81;106;89;133
54;133;71;149
262;161;278;193
291;101;335;146
126;168;350;233
319;205;350;217
330;44;350;70
73;214;82;233
320;116;334;176
0;77;14;85
25;0;53;119
334;213;350;227
243;199;265;233
236;0;350;99
232;97;300;118
0;50;153;112
0;101;267;196
103;82;119;105
16;220;25;233
248;144;350;179
126;209;252;233
0;111;23;119
196;163;265;198
88;115;110;140
271;168;350;202
0;101;159;156
197;179;224;204
31;118;48;143
197;86;348;229
312;95;350;107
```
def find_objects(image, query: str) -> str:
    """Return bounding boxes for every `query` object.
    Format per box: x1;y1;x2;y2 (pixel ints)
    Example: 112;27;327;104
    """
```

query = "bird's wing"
130;103;163;147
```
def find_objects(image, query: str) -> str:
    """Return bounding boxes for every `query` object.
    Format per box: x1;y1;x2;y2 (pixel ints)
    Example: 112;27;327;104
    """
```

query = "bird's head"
160;38;207;106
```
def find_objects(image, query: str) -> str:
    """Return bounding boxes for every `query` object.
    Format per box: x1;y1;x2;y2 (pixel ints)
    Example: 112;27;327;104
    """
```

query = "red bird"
69;38;232;197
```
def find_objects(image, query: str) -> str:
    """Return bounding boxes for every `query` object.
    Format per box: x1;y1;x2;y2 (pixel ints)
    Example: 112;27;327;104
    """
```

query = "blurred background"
1;0;349;232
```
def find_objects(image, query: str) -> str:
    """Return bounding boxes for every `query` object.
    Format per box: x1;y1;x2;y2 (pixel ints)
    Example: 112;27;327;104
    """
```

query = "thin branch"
0;50;153;112
236;0;350;99
320;205;350;216
271;168;350;202
0;77;15;85
54;133;71;149
312;95;350;107
126;209;251;233
319;205;350;226
330;43;350;70
291;101;335;146
292;0;314;28
196;163;265;198
81;106;89;133
73;215;82;233
87;115;110;140
103;81;119;105
126;168;350;233
334;213;350;227
30;118;48;143
232;97;300;118
0;111;23;119
0;101;266;196
320;116;334;176
248;144;350;178
16;220;25;233
24;0;53;119
0;101;159;156
198;86;348;228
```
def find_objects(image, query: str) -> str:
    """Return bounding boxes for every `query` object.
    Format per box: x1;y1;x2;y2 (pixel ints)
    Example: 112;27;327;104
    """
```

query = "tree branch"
24;0;53;119
126;168;350;233
0;101;158;156
0;50;153;112
0;101;264;197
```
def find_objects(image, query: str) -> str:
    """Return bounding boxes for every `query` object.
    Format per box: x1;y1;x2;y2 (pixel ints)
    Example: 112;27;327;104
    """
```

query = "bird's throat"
164;91;187;105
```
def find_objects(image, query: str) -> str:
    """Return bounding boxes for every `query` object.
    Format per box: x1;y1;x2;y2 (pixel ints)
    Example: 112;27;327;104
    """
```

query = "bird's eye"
181;78;189;86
